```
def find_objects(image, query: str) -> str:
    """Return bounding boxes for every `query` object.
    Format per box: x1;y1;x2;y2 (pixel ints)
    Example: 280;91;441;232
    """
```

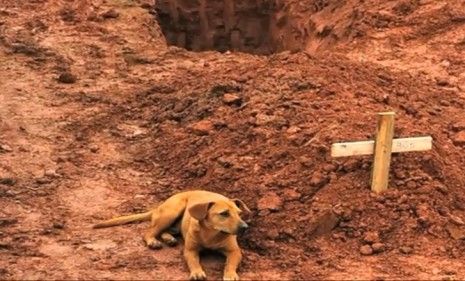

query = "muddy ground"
1;0;465;280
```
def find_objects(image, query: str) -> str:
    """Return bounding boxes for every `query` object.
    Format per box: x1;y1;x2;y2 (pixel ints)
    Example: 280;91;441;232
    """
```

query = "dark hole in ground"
154;0;296;55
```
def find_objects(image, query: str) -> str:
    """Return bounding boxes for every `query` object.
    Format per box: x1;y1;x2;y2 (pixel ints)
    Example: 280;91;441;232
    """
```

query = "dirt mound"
112;49;465;278
1;0;465;279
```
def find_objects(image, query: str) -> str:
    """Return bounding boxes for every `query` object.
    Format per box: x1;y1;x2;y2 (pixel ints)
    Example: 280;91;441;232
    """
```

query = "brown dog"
93;190;250;280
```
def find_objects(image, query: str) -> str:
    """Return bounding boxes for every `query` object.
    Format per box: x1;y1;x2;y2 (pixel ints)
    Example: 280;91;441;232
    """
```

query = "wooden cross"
331;112;433;193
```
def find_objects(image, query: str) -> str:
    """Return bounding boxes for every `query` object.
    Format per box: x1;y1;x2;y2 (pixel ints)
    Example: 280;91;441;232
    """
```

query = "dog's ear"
232;199;251;213
189;202;215;221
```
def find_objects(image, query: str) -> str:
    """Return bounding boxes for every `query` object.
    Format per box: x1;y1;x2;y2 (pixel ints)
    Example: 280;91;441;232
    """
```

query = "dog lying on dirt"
93;190;250;281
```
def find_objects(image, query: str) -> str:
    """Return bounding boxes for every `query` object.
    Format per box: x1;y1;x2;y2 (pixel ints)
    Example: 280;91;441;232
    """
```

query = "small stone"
255;113;275;126
346;230;361;238
382;94;390;104
446;224;465;240
57;72;77;84
257;192;283;212
0;144;13;152
5;190;15;197
439;100;450;107
398;203;410;211
405;105;418;115
374;195;386;203
217;157;233;168
0;178;16;186
436;77;449;86
53;222;65;229
101;9;119;19
283;188;301;201
342;159;360;172
223;93;242;105
332;232;346;241
75;133;85;141
0;217;18;226
372;243;385;253
116;124;147;139
435;184;448;195
89;145;99;153
86;12;99;22
422;155;433;162
399;194;409;203
299;156;313;167
363;231;380;244
399;246;413;254
286;126;301;134
213;120;227;129
332;204;345;216
395;180;405;186
44;169;59;178
437;206;450;216
265;228;279;240
322;164;337;172
258;209;270;217
311;209;339;237
416;203;430;224
450;215;465;226
310;172;329;188
452;131;465;146
36;177;52;184
406;181;417;189
0;241;10;250
190;120;214;136
394;169;406;179
443;269;457;276
452;121;465;131
384;189;400;200
360;245;373;255
440;60;451;68
41;227;54;235
246;117;256;125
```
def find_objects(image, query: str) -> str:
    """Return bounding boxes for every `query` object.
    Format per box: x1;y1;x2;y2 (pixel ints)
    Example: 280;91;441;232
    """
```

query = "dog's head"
189;198;250;235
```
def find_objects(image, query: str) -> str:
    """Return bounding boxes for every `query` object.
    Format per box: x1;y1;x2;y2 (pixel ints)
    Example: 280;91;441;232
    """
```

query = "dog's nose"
238;222;248;234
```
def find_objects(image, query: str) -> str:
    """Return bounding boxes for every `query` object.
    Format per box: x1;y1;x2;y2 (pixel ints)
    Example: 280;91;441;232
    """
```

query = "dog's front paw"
189;270;207;280
223;271;240;281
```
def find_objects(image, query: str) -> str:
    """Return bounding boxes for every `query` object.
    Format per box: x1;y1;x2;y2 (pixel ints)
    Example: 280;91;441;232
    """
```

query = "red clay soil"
1;0;465;280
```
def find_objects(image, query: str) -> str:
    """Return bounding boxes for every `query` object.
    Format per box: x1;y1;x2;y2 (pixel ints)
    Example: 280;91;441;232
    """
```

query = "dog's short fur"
93;190;250;281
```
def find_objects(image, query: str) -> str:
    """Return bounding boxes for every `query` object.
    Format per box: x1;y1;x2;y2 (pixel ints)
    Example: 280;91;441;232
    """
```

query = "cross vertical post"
371;112;395;193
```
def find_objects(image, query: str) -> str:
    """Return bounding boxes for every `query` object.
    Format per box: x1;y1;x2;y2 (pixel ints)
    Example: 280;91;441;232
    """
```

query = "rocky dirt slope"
1;0;465;280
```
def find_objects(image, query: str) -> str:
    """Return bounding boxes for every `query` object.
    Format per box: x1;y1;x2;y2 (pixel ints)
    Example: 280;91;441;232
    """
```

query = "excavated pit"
155;0;305;54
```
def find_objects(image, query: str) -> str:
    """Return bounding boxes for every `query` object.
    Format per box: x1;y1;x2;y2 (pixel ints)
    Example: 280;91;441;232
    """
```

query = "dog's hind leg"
161;219;181;246
143;199;186;249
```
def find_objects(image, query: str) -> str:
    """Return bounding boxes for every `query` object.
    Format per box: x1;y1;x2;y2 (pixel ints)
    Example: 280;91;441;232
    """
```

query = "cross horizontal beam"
331;136;433;158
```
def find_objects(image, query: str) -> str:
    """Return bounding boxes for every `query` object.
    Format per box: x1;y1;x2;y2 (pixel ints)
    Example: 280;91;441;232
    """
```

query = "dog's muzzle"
237;221;249;235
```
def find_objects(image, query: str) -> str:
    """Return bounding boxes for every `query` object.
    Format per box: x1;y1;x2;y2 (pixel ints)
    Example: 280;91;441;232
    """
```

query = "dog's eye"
219;211;230;217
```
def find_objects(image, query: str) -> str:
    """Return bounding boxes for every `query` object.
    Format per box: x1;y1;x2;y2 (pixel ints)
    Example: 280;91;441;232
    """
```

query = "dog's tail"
93;211;152;229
